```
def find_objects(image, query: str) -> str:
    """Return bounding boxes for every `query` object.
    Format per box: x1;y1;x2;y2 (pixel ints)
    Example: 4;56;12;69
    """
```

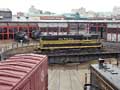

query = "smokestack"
98;58;105;69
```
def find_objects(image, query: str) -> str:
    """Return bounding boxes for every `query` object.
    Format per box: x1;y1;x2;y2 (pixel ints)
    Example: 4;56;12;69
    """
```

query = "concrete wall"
1;45;36;60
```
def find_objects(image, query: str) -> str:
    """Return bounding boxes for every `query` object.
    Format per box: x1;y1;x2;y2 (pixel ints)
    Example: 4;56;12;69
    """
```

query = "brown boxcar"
0;53;48;90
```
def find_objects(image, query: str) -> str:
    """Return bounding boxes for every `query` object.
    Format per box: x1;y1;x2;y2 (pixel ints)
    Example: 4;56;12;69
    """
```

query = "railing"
0;41;39;60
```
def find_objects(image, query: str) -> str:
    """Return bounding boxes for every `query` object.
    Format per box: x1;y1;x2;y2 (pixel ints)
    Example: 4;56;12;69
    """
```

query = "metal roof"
0;8;11;12
91;64;120;90
0;19;120;23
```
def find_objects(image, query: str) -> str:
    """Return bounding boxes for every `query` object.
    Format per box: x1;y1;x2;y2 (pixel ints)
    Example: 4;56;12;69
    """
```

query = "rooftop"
0;8;11;12
91;64;120;90
0;19;120;23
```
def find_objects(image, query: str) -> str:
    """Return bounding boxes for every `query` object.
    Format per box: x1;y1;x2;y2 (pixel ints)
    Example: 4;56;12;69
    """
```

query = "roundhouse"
0;20;120;42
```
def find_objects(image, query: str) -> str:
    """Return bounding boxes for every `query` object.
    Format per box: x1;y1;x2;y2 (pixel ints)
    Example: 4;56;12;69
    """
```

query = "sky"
0;0;120;14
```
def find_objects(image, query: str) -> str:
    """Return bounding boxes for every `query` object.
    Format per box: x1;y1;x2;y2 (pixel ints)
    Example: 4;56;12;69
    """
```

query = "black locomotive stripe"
43;43;101;47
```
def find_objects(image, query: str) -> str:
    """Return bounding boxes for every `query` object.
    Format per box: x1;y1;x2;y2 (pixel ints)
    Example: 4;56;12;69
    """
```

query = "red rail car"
0;53;48;90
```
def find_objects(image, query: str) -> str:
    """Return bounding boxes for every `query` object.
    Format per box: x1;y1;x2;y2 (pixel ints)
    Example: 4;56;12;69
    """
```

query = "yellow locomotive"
38;34;102;51
35;34;103;64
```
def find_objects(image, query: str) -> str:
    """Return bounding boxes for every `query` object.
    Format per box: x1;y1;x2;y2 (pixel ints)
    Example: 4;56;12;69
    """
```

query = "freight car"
35;34;102;64
0;53;48;90
14;31;29;43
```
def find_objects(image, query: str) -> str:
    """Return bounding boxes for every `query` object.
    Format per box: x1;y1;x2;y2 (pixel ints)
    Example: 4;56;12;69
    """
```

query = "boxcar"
0;53;48;90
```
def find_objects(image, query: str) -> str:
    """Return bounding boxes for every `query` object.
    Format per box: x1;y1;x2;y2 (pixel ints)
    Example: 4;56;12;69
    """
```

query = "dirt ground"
0;40;15;48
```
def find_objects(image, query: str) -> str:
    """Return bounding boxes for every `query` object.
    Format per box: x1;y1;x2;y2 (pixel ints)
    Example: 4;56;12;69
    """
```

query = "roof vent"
98;58;105;69
111;70;118;75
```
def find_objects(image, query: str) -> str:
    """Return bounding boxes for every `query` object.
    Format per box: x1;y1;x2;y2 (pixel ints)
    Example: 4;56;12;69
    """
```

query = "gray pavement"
48;65;90;90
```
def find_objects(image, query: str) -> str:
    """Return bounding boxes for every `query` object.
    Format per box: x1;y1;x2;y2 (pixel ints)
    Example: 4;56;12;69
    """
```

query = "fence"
0;41;39;60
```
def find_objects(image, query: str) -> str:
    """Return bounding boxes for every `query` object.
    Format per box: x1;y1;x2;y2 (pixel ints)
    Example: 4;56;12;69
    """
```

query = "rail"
0;41;39;60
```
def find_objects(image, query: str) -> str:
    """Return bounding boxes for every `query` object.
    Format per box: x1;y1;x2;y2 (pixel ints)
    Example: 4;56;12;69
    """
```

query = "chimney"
98;58;105;69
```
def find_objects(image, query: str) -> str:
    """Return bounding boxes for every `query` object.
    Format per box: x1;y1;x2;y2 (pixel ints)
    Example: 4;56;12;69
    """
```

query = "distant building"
113;6;120;16
71;7;87;17
86;11;96;18
112;6;120;19
71;7;114;19
27;5;62;20
71;7;86;15
63;13;87;20
0;8;12;20
17;12;25;17
28;5;43;14
40;15;64;20
71;8;97;19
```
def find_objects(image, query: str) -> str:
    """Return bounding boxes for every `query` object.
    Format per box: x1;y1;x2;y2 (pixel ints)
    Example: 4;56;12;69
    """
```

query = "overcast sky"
0;0;120;14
